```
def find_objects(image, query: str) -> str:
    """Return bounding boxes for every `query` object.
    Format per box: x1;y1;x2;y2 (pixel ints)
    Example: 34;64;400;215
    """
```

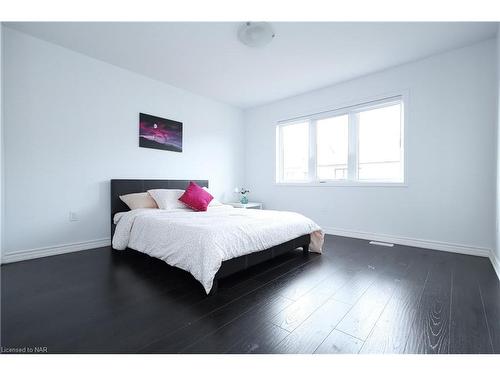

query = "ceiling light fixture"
237;22;275;48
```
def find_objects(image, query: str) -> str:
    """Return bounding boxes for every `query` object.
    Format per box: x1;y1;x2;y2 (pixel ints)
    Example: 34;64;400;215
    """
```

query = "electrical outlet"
69;211;79;222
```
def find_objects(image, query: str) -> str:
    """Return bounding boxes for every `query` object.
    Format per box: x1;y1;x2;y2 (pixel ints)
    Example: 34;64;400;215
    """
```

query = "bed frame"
110;179;310;294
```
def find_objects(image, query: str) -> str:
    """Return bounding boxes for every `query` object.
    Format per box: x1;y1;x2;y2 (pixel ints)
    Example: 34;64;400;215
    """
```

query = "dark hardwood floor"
1;235;499;354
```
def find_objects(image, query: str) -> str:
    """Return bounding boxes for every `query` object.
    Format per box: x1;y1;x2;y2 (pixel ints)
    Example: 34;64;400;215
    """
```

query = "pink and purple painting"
139;113;183;152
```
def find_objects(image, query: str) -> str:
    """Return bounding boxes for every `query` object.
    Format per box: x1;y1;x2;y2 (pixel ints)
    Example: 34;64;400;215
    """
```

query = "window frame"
275;92;408;187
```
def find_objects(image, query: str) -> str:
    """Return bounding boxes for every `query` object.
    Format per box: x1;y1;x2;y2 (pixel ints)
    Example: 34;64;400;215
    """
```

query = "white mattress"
112;205;323;293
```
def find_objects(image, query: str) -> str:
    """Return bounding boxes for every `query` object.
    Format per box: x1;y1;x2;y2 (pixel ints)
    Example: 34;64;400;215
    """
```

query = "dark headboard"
110;179;208;238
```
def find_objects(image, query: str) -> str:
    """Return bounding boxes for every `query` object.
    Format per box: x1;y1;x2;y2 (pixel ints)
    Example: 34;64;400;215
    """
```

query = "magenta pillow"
178;182;214;211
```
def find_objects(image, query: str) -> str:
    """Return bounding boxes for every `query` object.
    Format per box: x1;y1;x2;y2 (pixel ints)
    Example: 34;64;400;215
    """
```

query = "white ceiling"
6;22;498;108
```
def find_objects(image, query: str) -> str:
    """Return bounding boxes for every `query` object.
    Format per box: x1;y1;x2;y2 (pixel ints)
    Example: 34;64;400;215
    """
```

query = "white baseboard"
1;238;111;264
490;251;500;281
323;227;491;258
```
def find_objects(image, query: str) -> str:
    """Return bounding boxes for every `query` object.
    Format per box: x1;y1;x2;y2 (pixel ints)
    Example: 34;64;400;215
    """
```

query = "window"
358;103;403;181
316;115;349;180
276;96;405;184
279;121;309;182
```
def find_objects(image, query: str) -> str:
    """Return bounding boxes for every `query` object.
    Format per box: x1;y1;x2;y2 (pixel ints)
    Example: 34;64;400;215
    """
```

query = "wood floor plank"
479;279;500;354
270;255;342;301
270;268;354;332
449;255;493;354
314;329;364;354
403;253;453;354
226;322;290;354
184;266;352;353
181;295;294;353
329;268;377;305
252;252;321;284
271;298;351;353
360;252;431;353
335;273;400;341
333;245;412;342
467;255;500;354
140;284;291;353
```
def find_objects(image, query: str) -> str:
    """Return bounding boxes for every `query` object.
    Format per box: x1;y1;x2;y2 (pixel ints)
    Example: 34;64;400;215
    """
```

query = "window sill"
274;181;407;188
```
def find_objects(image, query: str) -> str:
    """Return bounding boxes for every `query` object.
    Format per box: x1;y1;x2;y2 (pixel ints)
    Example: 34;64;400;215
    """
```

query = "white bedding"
112;205;324;293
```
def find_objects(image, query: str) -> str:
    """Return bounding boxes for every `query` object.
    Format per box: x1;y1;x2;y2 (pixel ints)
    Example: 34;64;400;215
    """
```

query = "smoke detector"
237;22;275;48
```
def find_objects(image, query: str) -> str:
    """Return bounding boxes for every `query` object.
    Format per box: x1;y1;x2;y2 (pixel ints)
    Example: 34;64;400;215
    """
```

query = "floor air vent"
369;241;394;247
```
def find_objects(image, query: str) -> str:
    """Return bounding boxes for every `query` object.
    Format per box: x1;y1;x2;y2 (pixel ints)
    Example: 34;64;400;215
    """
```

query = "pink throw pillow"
179;182;214;211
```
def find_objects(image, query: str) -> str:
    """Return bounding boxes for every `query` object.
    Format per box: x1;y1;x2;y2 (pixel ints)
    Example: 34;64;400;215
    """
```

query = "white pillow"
119;192;158;210
147;189;186;210
202;187;223;206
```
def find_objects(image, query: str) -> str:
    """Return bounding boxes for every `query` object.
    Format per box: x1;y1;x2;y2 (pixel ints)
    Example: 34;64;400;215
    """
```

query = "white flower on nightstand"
234;187;250;204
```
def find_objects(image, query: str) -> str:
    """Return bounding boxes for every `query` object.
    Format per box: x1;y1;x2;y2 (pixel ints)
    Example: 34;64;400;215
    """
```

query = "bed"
111;179;323;294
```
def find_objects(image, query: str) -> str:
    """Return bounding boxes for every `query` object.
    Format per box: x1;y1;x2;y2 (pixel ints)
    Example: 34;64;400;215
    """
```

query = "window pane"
358;103;402;181
281;122;309;181
316;115;348;180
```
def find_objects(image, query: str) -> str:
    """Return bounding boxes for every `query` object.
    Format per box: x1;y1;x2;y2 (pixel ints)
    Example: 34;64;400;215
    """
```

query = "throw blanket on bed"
112;205;324;293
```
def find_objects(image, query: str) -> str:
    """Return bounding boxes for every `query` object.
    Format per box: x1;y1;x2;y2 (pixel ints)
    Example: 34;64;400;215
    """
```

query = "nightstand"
227;202;263;209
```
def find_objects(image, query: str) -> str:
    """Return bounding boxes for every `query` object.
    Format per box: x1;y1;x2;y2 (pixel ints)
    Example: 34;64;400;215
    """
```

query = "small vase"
240;194;249;204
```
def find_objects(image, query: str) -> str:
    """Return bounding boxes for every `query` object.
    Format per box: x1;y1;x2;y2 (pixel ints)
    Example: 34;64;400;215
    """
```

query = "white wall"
2;27;244;259
244;39;497;254
2;27;498;263
495;26;500;273
0;23;3;256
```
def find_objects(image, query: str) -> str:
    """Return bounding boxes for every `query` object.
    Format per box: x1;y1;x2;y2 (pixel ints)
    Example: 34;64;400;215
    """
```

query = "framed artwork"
139;113;183;152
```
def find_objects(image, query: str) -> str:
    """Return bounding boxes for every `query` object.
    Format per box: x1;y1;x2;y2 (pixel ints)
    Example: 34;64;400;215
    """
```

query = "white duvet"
112;205;324;293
